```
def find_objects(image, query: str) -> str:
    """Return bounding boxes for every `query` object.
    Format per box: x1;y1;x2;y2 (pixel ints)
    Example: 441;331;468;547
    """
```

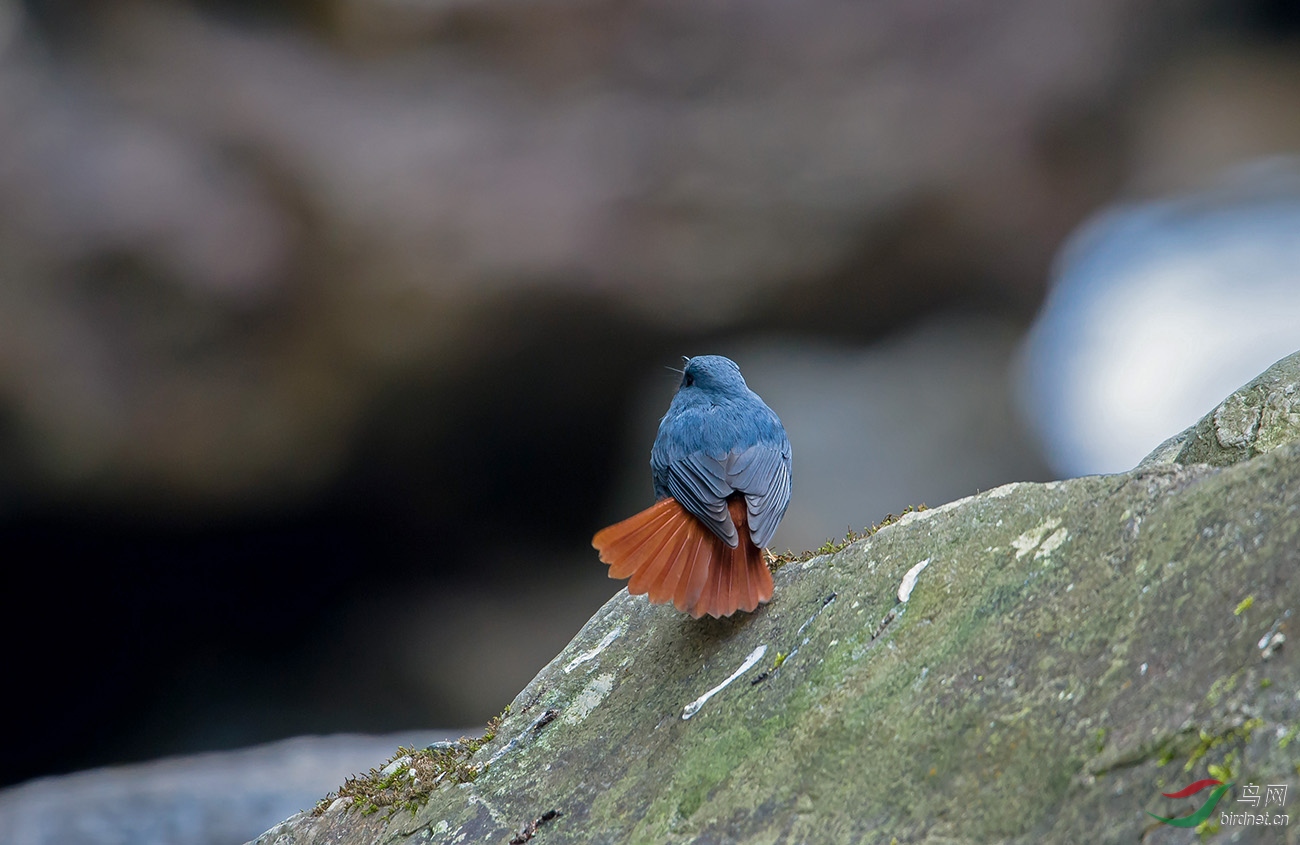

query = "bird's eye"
683;372;695;387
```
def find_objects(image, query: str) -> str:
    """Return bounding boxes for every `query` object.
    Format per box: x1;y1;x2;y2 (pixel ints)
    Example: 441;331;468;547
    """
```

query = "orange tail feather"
593;496;773;619
595;499;679;580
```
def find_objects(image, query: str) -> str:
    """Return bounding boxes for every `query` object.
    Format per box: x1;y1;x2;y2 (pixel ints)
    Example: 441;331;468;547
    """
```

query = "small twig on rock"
872;607;898;641
532;709;559;733
510;809;562;843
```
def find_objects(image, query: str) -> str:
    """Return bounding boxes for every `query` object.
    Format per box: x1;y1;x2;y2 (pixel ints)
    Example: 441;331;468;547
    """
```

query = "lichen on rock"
1144;349;1300;468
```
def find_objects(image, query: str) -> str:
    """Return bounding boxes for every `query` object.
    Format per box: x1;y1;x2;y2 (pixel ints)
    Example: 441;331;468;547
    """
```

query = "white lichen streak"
1034;527;1069;560
561;672;615;725
681;645;767;720
781;595;839;666
897;558;931;603
563;625;625;674
1011;517;1062;560
796;600;833;638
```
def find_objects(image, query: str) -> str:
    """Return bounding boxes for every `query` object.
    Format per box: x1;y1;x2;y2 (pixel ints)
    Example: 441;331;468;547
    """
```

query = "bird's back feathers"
651;357;791;551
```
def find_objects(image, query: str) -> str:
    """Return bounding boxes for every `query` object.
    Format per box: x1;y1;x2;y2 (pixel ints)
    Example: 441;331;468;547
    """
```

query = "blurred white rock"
1018;158;1300;476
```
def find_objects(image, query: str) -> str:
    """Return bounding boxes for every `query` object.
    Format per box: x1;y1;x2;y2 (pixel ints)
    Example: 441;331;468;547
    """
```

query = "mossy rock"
1142;350;1300;468
254;352;1300;845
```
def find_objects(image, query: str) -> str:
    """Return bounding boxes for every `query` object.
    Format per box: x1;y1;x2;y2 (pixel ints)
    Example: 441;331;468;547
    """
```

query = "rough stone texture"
252;355;1300;844
1142;350;1300;469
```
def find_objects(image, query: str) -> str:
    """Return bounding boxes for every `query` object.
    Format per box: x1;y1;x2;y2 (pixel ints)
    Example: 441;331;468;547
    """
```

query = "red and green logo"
1148;779;1234;827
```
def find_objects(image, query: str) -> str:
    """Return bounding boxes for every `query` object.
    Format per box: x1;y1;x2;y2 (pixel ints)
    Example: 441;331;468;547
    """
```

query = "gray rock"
1142;349;1300;468
0;732;456;845
250;352;1300;843
1175;355;1300;468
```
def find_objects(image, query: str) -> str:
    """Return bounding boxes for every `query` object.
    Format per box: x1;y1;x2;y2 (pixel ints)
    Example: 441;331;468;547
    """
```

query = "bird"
593;355;792;618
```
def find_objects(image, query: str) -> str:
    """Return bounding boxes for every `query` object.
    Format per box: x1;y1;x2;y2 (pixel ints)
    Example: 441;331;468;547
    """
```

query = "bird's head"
678;355;749;396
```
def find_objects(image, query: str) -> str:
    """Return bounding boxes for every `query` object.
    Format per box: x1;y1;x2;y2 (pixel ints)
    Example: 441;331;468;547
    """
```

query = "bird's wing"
663;453;739;547
665;438;791;550
726;441;792;549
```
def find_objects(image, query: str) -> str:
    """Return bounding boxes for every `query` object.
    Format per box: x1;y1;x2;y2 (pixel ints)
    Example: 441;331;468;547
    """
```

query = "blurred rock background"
1020;157;1300;476
3;0;1300;835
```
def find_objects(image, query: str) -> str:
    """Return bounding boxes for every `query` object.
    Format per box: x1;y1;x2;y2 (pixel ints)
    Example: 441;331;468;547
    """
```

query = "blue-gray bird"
593;355;792;618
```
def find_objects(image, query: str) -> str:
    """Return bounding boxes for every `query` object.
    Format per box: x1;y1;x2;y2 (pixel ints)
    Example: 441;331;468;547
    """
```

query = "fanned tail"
593;496;774;619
